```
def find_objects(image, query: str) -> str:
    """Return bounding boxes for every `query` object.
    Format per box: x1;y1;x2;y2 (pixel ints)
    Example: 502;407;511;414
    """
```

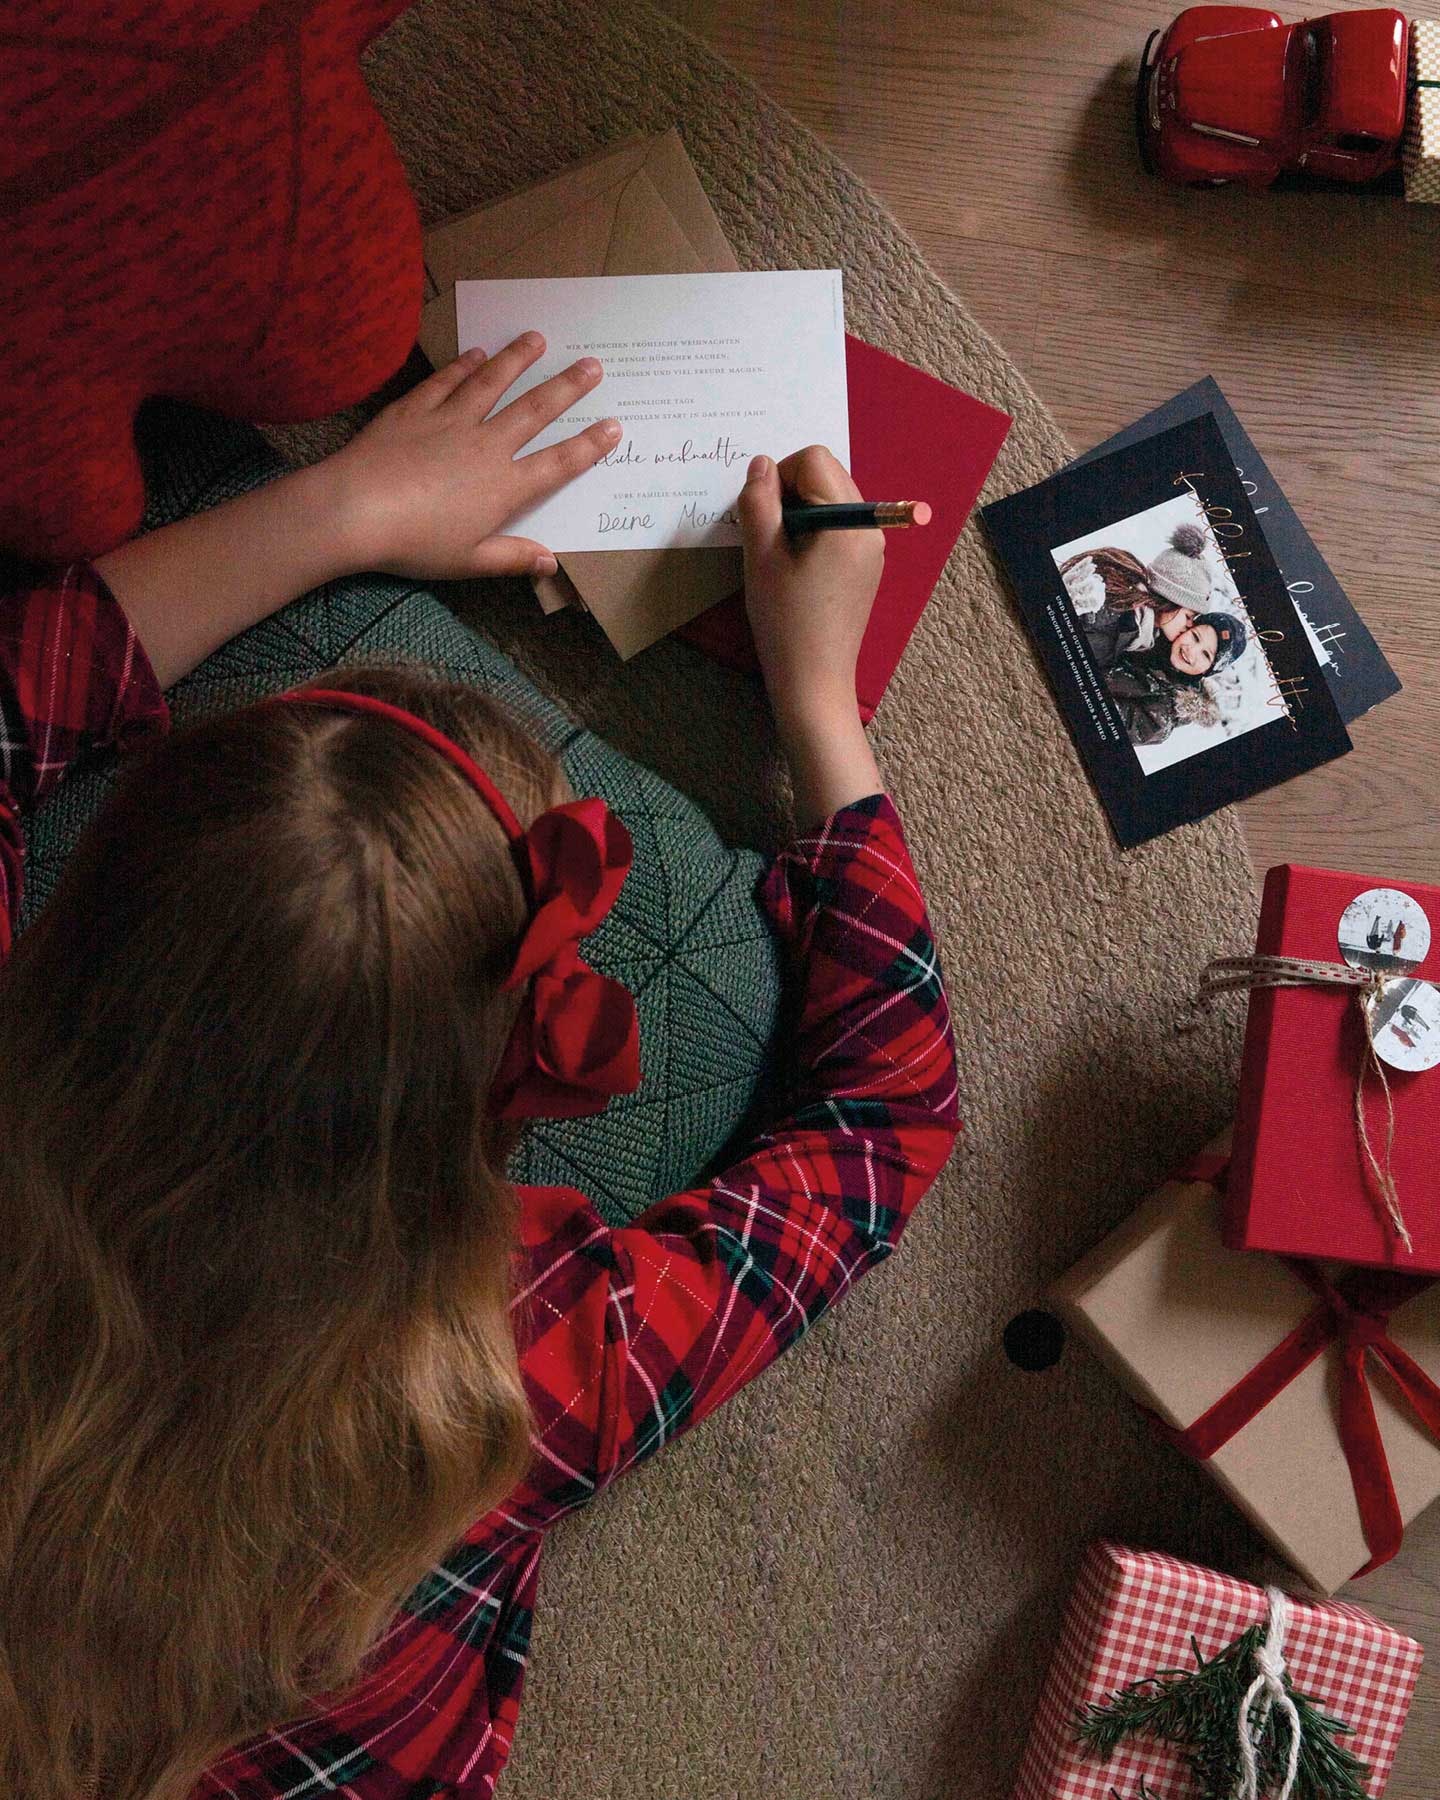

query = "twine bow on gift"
1234;1587;1301;1800
1191;953;1411;1252
1150;1204;1440;1577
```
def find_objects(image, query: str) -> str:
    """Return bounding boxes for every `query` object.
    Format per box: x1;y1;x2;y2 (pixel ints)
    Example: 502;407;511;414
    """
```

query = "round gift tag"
1366;978;1440;1073
1338;887;1431;976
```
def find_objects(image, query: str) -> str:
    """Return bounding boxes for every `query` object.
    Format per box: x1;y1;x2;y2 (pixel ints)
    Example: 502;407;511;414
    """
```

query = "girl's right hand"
737;446;884;824
737;446;884;725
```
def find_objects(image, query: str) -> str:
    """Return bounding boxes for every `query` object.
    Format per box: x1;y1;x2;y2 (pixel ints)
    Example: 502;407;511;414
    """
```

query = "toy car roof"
1169;7;1407;148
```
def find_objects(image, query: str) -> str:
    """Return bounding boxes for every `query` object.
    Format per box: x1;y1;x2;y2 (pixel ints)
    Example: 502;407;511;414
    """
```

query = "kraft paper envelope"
416;130;745;656
419;128;738;350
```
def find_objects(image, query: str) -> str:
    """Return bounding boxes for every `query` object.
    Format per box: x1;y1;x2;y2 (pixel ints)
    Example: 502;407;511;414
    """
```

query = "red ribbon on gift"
1150;1155;1440;1578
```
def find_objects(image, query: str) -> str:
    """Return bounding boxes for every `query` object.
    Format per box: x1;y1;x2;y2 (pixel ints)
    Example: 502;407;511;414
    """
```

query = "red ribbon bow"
1151;1250;1440;1579
490;798;641;1120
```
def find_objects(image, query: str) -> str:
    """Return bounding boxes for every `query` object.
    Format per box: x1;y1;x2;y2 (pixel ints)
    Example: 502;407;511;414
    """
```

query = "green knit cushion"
18;401;781;1227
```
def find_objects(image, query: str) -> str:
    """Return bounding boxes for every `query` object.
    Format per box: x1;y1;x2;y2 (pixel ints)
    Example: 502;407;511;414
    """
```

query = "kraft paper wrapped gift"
1403;20;1440;202
1010;1541;1422;1800
1049;1135;1440;1594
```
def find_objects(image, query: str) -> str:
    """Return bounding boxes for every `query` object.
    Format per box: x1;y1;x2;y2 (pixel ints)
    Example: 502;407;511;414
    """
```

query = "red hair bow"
490;798;641;1120
270;690;641;1123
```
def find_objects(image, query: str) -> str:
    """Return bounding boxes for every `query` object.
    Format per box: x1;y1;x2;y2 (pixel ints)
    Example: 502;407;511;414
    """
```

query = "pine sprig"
1074;1624;1371;1800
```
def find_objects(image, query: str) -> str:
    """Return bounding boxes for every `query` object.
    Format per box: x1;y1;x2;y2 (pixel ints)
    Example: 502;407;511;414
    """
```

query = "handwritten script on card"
454;271;849;553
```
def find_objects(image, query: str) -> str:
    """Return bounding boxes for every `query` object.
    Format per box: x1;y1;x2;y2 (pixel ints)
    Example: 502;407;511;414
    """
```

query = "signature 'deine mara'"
597;499;739;534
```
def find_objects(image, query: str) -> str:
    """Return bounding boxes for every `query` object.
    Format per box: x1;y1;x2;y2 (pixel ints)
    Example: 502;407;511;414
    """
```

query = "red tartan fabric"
0;562;169;954
196;794;960;1798
0;578;962;1798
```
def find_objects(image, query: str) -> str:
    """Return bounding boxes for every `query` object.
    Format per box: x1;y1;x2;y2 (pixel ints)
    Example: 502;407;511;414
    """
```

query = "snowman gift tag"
1339;887;1440;1073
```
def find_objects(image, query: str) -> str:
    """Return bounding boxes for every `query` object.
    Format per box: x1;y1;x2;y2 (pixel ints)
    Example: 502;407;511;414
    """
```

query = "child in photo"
0;338;960;1800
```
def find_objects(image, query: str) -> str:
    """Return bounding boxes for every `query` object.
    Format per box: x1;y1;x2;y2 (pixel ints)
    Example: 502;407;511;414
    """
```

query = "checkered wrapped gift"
1010;1543;1422;1800
1404;19;1440;202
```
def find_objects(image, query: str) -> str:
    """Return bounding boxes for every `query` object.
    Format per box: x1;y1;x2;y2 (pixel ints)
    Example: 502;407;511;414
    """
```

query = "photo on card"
1065;375;1400;725
981;413;1352;847
1051;489;1272;776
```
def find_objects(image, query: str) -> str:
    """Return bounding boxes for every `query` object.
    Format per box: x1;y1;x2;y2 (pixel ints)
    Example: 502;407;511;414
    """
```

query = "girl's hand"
326;333;621;580
737;446;884;721
737;446;884;823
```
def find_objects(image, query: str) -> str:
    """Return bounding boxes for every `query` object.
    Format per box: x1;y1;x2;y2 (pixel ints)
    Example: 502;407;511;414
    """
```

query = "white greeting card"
454;270;849;552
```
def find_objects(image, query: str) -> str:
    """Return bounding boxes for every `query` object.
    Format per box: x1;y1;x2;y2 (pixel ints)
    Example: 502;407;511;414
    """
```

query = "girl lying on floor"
0;336;960;1800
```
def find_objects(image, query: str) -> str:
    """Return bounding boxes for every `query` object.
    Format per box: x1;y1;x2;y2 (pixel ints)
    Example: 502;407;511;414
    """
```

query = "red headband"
274;688;640;1121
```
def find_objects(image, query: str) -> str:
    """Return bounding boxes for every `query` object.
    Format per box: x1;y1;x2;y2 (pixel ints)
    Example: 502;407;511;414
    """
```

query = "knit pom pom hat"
1147;521;1211;608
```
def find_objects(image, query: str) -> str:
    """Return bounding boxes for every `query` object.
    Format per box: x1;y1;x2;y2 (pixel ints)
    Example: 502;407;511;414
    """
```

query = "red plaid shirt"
0;562;168;953
1;566;961;1800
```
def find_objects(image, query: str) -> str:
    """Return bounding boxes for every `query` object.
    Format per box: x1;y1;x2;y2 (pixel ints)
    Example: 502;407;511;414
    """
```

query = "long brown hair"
0;665;567;1800
1059;546;1178;616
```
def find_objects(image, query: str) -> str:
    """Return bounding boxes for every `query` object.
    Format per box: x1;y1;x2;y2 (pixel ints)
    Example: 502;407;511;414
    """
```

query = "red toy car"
1138;6;1410;187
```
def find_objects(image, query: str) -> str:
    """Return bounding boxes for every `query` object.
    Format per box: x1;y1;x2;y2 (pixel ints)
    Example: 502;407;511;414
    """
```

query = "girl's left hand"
326;332;620;580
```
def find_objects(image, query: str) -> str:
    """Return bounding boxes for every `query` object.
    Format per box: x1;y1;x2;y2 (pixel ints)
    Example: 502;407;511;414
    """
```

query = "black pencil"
781;499;933;535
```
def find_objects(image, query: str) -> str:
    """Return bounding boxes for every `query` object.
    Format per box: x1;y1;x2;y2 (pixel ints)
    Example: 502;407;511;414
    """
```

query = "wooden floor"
658;0;1440;887
653;0;1440;1788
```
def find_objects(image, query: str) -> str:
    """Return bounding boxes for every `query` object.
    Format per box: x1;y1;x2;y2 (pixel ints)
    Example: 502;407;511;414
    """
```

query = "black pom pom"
1170;522;1206;558
1003;1309;1066;1372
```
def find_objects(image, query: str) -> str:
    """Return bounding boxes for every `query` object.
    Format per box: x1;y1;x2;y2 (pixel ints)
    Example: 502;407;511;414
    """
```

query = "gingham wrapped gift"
1403;19;1440;202
1010;1542;1422;1800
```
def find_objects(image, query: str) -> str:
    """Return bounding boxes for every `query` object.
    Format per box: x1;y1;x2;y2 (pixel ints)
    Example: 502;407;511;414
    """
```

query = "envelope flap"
423;134;658;292
606;169;713;272
416;130;747;661
559;548;742;659
631;128;740;271
422;127;735;291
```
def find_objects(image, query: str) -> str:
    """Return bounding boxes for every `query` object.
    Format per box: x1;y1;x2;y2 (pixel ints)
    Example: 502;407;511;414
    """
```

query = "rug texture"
271;3;1273;1793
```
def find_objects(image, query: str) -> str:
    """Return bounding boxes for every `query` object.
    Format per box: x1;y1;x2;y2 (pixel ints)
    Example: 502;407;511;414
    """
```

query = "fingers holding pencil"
776;444;862;506
739;445;870;553
738;447;885;719
739;446;847;551
750;445;931;535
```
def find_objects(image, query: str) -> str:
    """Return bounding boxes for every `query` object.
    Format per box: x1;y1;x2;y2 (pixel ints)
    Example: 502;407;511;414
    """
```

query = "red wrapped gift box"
1226;865;1440;1272
1010;1542;1423;1800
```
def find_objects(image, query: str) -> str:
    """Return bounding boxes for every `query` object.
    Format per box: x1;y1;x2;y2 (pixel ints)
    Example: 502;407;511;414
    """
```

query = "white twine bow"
1234;1586;1302;1800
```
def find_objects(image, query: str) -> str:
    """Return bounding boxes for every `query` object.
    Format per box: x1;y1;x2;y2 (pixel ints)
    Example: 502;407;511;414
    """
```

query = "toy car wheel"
1135;29;1160;176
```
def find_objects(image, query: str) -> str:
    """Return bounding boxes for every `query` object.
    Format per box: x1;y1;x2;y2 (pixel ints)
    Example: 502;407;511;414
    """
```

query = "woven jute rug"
273;2;1268;1792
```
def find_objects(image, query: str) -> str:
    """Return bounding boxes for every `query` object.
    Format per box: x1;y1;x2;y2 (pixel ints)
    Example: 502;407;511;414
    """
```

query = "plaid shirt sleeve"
0;562;169;954
511;792;960;1523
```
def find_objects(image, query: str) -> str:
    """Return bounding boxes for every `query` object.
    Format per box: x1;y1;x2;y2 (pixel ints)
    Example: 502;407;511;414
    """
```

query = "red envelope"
1227;863;1440;1271
678;335;1011;722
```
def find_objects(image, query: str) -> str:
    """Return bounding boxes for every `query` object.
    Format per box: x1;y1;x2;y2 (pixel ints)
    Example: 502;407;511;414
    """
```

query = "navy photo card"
1068;377;1399;724
981;413;1352;849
